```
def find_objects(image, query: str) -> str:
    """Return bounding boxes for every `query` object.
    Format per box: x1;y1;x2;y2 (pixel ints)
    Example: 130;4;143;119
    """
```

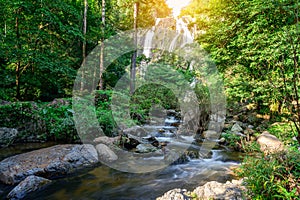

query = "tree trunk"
15;15;21;100
130;2;138;95
81;0;88;91
98;0;105;90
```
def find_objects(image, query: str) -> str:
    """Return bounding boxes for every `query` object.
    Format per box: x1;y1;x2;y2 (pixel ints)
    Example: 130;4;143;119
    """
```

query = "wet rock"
0;127;18;147
207;121;223;133
0;144;98;185
7;175;51;200
202;130;219;140
93;136;119;146
157;179;246;200
120;134;159;150
218;137;226;144
257;131;284;154
95;144;118;162
123;126;148;137
157;130;176;138
192;179;246;200
158;128;165;133
184;150;199;159
136;144;158;153
247;125;254;129
166;109;180;118
164;150;189;165
157;188;190;200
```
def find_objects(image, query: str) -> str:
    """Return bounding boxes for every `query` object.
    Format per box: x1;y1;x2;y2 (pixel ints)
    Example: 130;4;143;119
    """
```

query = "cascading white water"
143;27;155;58
168;17;193;52
178;18;193;46
169;33;180;52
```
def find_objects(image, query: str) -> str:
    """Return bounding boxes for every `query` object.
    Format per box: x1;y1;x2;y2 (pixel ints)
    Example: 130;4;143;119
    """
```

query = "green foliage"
94;90;117;136
268;122;298;147
238;149;300;199
130;83;179;121
0;101;78;142
221;132;242;149
40;102;78;142
0;102;44;138
184;0;300;143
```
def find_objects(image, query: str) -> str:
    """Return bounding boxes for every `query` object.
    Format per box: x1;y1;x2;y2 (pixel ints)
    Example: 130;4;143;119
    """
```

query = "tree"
184;0;300;142
81;0;88;91
130;2;138;94
98;0;105;90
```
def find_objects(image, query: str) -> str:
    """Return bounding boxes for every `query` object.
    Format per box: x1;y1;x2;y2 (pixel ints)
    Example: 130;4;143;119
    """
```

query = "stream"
0;116;243;200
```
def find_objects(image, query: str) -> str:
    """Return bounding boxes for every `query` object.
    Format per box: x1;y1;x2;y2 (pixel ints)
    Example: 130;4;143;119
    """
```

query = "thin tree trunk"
98;0;105;90
81;0;88;91
130;2;138;95
15;14;21;100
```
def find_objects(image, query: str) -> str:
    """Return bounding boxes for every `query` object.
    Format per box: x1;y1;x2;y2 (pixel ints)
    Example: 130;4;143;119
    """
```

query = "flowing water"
0;117;243;199
0;12;235;200
23;150;242;200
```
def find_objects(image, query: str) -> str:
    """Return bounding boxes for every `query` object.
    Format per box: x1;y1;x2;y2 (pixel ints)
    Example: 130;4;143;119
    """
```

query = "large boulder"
122;126;148;137
192;179;245;200
93;136;119;146
7;175;51;200
0;127;18;147
157;188;190;200
257;131;284;153
157;179;246;200
0;144;98;185
95;144;118;162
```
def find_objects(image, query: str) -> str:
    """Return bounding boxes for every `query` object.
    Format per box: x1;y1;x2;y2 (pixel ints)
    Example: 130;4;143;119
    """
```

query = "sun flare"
166;0;191;17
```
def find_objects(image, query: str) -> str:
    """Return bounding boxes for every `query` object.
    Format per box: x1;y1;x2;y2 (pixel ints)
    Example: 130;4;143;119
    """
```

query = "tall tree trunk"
130;2;138;95
15;15;21;100
81;0;88;91
98;0;105;90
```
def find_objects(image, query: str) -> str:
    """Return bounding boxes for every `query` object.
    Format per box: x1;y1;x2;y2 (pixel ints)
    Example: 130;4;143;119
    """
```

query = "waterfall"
177;18;193;47
169;33;180;52
143;27;155;58
142;17;193;57
168;18;193;52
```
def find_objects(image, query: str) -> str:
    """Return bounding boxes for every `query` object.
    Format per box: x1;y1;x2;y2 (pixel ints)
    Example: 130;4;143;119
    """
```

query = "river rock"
192;179;246;200
257;131;284;153
156;188;190;200
95;144;118;162
0;127;18;147
164;150;189;165
7;175;51;200
231;123;243;133
202;130;219;140
156;179;246;200
218;137;226;143
0;144;98;185
136;144;158;153
93;136;119;146
120;134;159;150
123;126;148;137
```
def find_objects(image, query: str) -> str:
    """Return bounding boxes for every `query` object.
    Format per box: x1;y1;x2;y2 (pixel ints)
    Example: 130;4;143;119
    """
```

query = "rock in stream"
0;144;98;185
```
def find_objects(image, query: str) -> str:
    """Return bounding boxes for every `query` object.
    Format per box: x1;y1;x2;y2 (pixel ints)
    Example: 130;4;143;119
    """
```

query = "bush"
40;101;78;142
0;102;45;140
237;149;300;199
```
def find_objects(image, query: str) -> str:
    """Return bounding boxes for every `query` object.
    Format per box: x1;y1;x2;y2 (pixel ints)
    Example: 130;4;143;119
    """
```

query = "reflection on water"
26;150;242;200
